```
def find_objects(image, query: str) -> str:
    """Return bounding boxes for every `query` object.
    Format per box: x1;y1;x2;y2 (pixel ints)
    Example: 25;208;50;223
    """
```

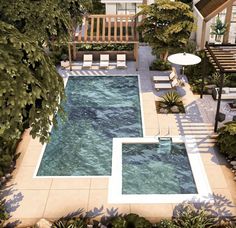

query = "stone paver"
5;46;236;226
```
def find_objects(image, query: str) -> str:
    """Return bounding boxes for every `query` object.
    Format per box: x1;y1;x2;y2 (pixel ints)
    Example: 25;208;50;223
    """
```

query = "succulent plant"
161;91;181;107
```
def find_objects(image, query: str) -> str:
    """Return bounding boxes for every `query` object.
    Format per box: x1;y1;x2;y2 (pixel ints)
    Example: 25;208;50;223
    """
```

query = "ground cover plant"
0;200;9;228
150;60;172;71
27;200;236;228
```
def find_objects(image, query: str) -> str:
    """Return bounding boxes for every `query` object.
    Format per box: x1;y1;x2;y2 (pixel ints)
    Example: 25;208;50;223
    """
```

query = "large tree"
0;0;92;46
0;21;65;144
0;0;91;148
138;0;195;62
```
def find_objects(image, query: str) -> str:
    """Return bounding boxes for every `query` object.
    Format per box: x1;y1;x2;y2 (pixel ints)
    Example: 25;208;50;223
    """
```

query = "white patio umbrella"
167;52;201;76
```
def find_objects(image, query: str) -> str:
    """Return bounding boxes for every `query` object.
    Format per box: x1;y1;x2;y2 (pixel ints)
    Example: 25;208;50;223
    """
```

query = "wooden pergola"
68;14;139;70
201;42;236;131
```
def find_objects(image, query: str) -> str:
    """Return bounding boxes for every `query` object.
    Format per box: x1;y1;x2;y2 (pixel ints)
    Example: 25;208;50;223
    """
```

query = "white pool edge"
108;136;213;204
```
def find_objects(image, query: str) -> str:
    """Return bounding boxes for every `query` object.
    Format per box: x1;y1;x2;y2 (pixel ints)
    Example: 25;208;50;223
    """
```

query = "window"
231;5;236;22
116;3;136;15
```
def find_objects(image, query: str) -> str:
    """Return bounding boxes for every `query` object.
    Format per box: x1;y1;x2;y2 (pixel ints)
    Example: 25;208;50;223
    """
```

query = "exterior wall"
103;0;236;47
195;13;203;47
104;3;142;15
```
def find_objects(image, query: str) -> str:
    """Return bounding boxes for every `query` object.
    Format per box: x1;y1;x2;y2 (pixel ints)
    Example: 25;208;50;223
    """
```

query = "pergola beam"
202;42;236;132
73;15;138;43
68;14;139;70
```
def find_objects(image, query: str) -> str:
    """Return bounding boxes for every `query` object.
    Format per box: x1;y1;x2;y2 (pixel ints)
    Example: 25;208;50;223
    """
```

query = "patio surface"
3;46;236;227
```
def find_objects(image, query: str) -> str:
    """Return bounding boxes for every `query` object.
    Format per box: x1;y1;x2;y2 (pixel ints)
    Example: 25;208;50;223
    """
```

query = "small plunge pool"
109;136;212;203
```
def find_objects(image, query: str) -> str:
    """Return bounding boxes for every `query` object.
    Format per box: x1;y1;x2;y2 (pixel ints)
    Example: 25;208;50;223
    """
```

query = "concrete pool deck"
3;46;236;227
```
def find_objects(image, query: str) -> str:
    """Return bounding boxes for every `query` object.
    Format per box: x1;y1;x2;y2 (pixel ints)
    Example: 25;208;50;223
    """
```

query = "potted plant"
210;17;227;43
60;54;69;69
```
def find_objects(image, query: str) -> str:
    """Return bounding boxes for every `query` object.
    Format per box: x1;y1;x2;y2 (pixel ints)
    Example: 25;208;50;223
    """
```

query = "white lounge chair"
155;78;179;90
100;54;109;68
117;54;127;68
153;71;176;82
82;54;93;68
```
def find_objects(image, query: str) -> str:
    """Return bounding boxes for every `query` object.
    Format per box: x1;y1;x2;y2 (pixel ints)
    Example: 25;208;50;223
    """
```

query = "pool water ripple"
37;76;143;176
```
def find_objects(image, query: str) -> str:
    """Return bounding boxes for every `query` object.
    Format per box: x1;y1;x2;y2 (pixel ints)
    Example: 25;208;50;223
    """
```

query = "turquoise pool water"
122;139;197;194
37;76;142;176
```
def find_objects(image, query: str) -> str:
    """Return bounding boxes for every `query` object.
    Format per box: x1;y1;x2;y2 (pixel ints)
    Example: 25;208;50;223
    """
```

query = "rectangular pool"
36;76;143;176
109;136;212;203
122;139;197;194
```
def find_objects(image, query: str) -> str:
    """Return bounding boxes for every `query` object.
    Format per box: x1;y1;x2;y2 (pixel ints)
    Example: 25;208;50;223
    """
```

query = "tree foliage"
138;0;195;61
0;0;91;146
91;0;105;14
217;121;236;158
0;21;65;144
0;0;92;45
0;0;91;180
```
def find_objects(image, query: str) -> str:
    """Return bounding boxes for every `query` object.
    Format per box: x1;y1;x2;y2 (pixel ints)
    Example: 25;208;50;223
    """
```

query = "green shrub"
91;0;105;14
173;204;216;228
154;219;177;228
217;121;236;158
0;138;19;178
49;45;68;65
183;40;197;54
161;91;181;107
52;217;87;228
111;213;152;228
210;72;229;87
150;59;172;71
0;200;9;228
77;43;134;51
185;51;215;93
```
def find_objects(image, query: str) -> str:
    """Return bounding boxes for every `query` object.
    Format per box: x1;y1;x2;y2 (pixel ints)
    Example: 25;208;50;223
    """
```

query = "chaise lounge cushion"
212;87;236;100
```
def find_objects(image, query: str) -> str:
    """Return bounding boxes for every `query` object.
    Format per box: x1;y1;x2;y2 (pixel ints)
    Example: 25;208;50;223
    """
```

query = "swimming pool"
36;76;143;176
109;136;212;203
122;139;197;195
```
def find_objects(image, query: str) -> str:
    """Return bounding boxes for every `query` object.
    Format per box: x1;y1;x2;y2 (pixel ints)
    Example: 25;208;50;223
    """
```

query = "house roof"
195;0;234;22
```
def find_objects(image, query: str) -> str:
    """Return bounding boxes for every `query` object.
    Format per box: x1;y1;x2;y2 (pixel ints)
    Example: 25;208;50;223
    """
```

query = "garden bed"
155;100;185;114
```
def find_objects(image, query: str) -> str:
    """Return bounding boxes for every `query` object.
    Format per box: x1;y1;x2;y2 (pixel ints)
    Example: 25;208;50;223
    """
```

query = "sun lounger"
100;54;109;68
153;71;176;82
155;78;179;90
82;54;93;68
117;54;127;68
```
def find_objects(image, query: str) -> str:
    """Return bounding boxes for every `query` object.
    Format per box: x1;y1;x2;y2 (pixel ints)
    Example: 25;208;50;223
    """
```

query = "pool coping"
108;136;213;204
33;74;145;178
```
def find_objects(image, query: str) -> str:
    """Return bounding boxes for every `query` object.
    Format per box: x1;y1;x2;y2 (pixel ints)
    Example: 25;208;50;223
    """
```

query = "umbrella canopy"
168;52;201;66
